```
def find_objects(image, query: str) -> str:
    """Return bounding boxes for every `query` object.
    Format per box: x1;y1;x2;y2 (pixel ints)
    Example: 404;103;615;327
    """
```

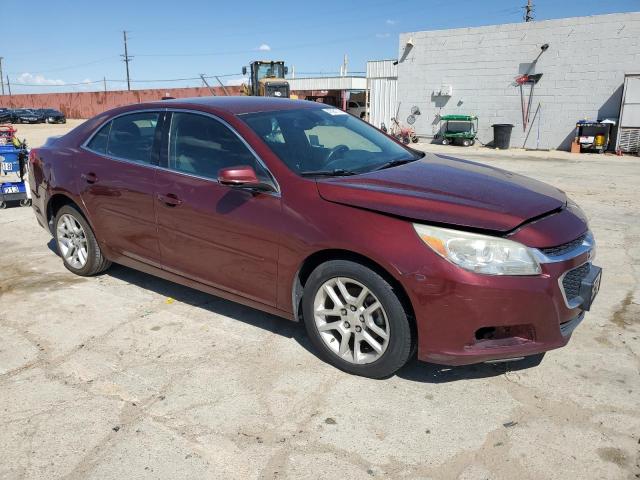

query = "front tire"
302;260;414;378
55;205;111;276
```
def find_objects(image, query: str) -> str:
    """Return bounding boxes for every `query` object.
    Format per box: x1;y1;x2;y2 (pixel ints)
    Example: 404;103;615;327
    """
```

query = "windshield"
241;107;421;175
256;62;284;80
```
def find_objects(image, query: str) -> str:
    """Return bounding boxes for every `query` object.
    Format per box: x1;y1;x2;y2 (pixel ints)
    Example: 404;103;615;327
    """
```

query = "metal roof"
288;76;367;91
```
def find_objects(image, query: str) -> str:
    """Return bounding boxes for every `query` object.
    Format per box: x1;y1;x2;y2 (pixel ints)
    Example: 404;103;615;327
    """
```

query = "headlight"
413;224;541;276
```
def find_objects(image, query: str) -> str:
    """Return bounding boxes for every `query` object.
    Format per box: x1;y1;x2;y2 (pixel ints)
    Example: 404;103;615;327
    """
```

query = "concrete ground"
1;122;639;480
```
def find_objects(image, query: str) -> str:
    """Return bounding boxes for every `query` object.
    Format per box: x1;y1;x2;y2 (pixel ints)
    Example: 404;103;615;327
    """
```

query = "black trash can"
492;124;514;149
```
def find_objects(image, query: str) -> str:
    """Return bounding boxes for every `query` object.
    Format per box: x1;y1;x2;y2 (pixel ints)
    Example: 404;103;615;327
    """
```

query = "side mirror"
242;66;247;76
284;66;289;75
218;165;274;192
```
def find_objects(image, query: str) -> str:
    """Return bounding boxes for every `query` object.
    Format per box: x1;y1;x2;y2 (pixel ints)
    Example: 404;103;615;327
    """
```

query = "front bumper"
403;236;600;366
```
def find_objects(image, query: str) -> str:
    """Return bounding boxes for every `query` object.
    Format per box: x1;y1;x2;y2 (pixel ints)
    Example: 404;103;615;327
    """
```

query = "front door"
79;111;163;266
155;111;281;306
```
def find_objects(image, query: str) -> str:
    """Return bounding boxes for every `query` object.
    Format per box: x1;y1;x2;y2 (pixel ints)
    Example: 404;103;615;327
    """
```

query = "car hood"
316;154;567;232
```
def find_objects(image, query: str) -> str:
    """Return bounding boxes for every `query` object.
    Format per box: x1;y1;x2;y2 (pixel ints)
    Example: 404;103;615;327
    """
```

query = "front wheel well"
293;249;416;326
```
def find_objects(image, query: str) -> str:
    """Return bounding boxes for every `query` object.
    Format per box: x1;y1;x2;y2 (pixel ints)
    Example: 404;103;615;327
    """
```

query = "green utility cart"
438;115;478;146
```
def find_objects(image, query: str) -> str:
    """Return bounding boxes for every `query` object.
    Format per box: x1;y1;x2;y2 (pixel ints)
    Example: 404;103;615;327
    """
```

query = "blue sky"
4;0;639;93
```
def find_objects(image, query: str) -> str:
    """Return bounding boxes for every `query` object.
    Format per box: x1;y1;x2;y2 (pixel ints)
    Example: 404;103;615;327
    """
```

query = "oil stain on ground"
0;264;86;298
596;447;628;468
611;292;639;329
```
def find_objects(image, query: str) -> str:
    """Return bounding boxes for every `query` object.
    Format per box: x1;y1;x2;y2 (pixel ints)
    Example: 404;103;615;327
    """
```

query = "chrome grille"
540;234;587;257
562;263;590;302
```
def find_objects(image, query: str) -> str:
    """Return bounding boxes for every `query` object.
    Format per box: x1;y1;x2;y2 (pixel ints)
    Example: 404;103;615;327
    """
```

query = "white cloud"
258;43;271;51
376;33;391;38
225;76;248;86
17;72;65;85
386;19;398;25
74;78;95;91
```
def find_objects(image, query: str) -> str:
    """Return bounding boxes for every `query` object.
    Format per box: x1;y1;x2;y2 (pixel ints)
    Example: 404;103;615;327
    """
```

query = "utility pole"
121;30;132;91
524;0;534;22
340;54;349;76
7;75;12;107
0;57;4;95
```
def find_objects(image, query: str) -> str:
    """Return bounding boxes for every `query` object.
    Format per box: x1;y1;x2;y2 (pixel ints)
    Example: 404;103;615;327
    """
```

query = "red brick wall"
0;86;242;119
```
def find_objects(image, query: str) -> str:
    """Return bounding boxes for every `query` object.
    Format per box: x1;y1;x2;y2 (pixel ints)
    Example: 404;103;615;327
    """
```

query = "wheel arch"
292;249;416;328
46;193;85;234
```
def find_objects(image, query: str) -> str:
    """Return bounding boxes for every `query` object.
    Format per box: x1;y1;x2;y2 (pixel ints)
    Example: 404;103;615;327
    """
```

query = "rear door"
154;111;281;306
79;110;164;266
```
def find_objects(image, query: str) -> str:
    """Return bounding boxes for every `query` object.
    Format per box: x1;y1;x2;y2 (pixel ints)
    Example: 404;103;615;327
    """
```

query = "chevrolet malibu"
28;97;602;378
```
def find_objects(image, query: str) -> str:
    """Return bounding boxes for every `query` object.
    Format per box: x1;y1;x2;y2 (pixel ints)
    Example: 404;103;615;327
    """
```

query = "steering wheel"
325;144;349;168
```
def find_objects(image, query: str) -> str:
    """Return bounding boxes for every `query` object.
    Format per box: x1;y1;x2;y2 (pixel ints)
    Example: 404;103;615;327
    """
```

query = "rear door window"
106;112;160;164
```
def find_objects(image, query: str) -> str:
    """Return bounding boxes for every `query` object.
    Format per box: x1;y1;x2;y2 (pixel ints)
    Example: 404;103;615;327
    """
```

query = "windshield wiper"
300;169;358;177
372;157;420;172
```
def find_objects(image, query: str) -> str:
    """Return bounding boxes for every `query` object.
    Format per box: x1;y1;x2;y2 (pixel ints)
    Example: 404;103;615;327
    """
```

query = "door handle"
157;193;183;207
81;172;97;184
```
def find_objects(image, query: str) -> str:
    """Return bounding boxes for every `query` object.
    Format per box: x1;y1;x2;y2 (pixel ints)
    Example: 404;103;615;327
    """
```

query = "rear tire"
54;205;111;276
442;138;450;145
302;260;414;378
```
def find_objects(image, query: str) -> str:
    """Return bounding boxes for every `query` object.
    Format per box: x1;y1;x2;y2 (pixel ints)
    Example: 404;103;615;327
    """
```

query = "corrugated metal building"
366;60;398;129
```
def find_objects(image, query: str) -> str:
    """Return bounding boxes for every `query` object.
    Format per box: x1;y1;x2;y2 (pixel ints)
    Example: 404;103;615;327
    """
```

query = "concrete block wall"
397;12;640;150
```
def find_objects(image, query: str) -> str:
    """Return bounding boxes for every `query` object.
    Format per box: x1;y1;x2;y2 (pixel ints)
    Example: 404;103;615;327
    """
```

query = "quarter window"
168;112;265;181
86;122;111;155
106;112;160;164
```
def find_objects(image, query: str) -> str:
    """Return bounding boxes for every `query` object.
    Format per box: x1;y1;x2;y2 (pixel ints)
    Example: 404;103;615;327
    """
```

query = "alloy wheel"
313;277;390;364
56;214;89;269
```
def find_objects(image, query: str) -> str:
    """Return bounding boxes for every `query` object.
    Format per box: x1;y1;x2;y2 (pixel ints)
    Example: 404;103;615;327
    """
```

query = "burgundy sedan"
28;97;602;378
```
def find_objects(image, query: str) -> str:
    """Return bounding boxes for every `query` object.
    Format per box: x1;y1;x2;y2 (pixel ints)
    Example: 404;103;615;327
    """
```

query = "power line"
11;79;103;87
7;56;120;75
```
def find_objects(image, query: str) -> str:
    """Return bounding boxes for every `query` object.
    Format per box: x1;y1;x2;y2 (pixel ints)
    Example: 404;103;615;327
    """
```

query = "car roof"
140;96;327;115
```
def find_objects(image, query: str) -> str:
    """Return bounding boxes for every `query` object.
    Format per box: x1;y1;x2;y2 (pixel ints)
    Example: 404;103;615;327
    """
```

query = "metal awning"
288;76;366;91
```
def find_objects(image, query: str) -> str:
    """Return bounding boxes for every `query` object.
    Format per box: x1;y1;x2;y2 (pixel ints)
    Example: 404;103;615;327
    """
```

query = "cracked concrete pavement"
0;123;639;479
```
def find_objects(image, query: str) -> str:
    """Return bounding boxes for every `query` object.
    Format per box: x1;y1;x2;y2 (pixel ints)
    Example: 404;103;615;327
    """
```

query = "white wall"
396;12;640;149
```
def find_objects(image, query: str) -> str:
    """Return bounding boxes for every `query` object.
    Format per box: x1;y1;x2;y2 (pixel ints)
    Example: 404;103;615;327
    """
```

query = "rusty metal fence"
0;86;241;119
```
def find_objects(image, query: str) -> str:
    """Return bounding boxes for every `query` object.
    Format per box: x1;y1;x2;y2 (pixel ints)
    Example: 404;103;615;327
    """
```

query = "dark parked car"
27;97;602;378
37;108;66;124
11;108;44;124
0;108;11;123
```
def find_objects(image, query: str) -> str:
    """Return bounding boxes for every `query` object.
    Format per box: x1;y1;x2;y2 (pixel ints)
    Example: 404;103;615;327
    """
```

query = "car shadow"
47;238;57;254
105;262;314;350
47;238;545;384
396;353;545;384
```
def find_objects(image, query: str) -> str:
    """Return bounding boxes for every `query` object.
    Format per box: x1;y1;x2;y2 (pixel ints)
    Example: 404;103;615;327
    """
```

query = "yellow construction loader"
241;61;290;98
